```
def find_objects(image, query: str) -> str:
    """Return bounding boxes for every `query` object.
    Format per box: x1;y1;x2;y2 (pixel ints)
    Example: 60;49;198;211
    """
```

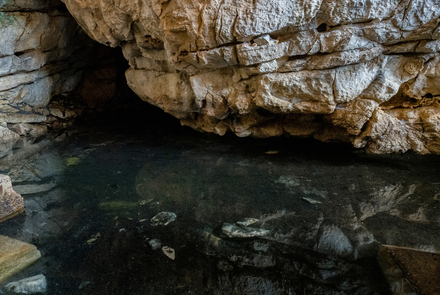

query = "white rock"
148;239;161;250
221;223;271;239
315;225;353;258
150;212;177;226
5;274;47;294
162;246;175;260
50;0;440;154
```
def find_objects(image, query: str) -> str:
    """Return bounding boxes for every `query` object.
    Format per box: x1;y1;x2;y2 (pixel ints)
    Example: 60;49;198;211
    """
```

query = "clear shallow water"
1;112;440;294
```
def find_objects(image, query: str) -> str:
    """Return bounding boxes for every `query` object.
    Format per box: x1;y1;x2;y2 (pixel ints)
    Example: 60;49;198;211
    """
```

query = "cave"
1;1;440;294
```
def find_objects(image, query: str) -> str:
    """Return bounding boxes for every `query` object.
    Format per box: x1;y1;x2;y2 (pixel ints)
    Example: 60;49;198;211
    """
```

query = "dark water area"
1;106;440;294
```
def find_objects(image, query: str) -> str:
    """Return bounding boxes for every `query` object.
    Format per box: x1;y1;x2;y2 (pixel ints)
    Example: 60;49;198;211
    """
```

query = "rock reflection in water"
0;128;439;294
0;135;79;245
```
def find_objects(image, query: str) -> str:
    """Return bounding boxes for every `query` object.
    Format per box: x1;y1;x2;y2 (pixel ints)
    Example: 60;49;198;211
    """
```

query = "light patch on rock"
5;274;47;294
315;225;354;258
162;246;175;260
150;212;177;226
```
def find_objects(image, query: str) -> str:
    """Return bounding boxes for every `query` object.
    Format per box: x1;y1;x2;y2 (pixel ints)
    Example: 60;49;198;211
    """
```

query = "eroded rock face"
0;1;131;147
0;174;24;223
0;235;41;283
0;2;84;137
61;0;440;153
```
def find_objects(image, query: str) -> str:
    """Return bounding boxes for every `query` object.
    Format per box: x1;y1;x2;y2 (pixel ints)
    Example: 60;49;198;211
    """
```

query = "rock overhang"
2;0;436;153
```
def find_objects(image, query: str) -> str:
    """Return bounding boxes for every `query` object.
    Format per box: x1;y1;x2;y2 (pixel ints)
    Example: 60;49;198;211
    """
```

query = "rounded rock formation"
62;0;440;153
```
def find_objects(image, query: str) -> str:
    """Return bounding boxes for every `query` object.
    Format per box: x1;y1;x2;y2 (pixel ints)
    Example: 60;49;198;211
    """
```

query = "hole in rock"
14;51;26;57
317;23;328;32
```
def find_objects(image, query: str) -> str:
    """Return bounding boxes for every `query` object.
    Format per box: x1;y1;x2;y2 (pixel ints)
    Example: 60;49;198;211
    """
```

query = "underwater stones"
162;246;176;260
150;212;177;226
5;274;47;294
148;239;161;250
0;174;24;223
378;245;440;295
221;223;271;239
13;182;57;196
0;235;41;282
315;225;354;258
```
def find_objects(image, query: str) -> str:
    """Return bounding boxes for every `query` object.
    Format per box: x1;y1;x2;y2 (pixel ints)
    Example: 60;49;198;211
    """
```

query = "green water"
1;112;439;294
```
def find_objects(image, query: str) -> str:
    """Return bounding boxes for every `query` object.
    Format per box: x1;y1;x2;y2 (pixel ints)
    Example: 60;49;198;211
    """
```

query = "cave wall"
60;0;440;154
1;0;440;153
0;0;129;154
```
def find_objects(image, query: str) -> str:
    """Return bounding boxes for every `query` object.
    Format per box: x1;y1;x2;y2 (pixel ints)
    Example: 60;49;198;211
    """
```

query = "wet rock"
0;235;41;282
315;225;354;258
16;189;79;245
150;212;177;226
13;182;56;196
230;253;276;268
0;174;24;223
162;246;175;260
78;281;91;290
148;239;161;250
5;274;47;294
236;218;259;226
221;223;271;239
99;201;139;211
87;233;101;245
378;245;440;295
217;261;233;272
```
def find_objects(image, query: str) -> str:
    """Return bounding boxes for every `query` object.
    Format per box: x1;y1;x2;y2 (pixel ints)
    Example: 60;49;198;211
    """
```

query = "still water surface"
1;113;439;294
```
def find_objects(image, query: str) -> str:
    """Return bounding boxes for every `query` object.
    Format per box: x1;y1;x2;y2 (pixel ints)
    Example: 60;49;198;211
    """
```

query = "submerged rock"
378;245;440;295
13;182;57;196
221;223;271;239
315;225;354;258
0;235;41;282
99;201;139;211
162;246;176;260
5;274;47;294
148;239;161;250
236;218;259;227
150;212;177;226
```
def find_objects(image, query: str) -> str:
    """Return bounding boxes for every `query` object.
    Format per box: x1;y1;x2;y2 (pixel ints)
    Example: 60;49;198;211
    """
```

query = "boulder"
60;0;440;153
0;235;41;283
0;174;24;223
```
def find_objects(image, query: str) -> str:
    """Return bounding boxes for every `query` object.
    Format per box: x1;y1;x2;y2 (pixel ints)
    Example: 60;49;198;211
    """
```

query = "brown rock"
378;245;440;295
0;174;24;223
0;235;41;283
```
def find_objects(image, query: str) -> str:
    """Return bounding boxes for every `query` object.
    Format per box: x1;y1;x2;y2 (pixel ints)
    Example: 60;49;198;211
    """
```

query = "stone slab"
378;245;440;295
0;235;41;282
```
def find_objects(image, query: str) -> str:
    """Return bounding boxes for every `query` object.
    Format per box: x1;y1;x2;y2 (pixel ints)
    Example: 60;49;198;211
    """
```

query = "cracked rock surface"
61;0;440;153
0;1;133;147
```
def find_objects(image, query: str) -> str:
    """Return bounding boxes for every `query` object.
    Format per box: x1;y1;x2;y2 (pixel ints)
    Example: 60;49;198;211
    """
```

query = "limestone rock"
0;1;132;146
0;125;19;144
0;235;41;282
5;274;47;294
0;174;24;223
58;0;440;153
